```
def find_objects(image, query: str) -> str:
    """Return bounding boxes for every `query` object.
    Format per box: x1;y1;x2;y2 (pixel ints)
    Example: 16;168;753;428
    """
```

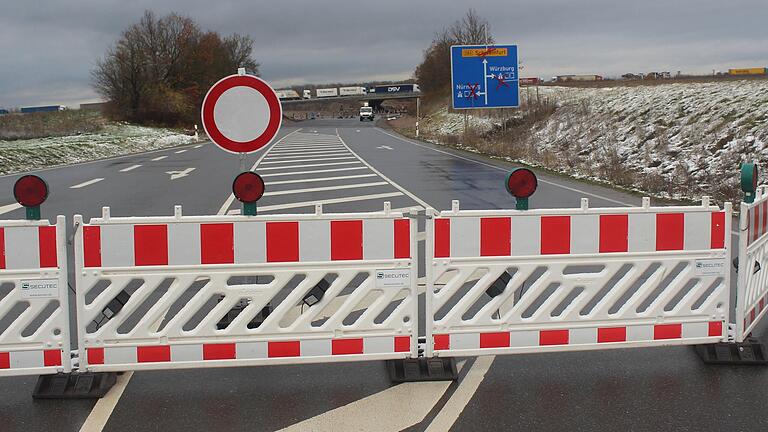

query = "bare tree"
92;10;260;125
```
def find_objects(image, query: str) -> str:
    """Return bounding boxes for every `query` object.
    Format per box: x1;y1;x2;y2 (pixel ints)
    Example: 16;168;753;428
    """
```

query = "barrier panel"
736;186;768;342
426;198;731;358
0;216;71;377
74;204;417;372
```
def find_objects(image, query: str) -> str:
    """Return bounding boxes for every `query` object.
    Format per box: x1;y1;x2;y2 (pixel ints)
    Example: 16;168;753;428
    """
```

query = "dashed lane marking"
175;149;187;154
151;156;168;162
263;181;388;197
194;144;203;149
0;203;22;215
375;128;635;207
266;173;377;186
70;178;105;189
119;164;142;172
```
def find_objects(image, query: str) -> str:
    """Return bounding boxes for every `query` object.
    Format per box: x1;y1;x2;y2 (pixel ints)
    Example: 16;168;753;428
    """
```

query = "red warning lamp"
505;168;537;210
232;171;265;215
13;175;49;219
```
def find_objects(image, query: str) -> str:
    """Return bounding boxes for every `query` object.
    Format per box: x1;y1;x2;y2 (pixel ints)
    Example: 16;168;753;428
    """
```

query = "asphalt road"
0;118;763;432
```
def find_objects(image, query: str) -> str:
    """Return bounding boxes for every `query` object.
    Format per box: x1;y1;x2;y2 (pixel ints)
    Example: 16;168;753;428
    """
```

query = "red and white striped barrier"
74;205;418;372
737;186;768;342
426;198;732;358
0;216;71;377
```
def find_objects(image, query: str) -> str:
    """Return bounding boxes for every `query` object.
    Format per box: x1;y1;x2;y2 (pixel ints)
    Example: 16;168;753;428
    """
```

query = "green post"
741;163;758;203
243;202;257;216
515;198;529;210
25;206;41;221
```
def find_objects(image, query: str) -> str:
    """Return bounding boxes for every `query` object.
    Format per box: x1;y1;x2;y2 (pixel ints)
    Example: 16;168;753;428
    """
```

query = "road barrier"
73;204;417;372
425;198;731;358
737;186;768;342
0;216;71;377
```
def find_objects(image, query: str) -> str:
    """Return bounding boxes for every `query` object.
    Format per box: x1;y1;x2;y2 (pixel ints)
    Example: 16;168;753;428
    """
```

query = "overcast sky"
2;0;767;108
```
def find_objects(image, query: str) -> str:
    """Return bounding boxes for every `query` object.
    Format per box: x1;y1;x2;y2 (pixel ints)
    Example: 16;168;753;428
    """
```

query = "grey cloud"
1;0;767;107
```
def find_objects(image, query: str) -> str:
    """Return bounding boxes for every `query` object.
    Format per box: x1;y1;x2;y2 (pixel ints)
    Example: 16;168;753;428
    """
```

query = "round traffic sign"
201;74;282;154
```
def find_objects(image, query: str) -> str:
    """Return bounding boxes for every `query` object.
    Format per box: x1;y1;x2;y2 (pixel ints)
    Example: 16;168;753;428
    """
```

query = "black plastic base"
33;372;117;399
387;357;458;383
695;338;768;365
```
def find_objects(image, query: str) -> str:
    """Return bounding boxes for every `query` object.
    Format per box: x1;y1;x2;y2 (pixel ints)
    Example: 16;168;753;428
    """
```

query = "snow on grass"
419;79;768;203
0;123;197;175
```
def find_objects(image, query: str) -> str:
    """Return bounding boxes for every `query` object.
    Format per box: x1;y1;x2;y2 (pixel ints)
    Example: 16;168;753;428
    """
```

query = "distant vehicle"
729;67;767;76
339;86;367;96
316;88;339;98
519;77;540;86
302;89;312;99
20;105;66;113
0;109;9;115
645;71;671;79
359;106;374;121
555;75;603;82
275;89;302;101
368;84;420;94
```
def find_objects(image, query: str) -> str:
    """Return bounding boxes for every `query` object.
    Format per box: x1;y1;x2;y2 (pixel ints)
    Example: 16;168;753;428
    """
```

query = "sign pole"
416;97;420;138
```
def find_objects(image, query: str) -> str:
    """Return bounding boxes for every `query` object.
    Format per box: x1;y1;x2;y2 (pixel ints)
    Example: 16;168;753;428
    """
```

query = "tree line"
92;11;258;126
415;9;494;102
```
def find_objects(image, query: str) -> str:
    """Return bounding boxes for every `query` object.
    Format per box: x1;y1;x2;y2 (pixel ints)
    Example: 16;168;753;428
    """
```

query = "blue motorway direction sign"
451;44;519;109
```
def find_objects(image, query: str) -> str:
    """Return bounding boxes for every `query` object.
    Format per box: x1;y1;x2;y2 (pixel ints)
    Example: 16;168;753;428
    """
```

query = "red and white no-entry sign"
201;73;282;154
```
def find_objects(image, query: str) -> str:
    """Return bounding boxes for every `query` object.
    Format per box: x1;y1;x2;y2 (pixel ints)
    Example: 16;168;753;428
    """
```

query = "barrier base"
695;338;768;365
33;372;117;399
386;357;458;383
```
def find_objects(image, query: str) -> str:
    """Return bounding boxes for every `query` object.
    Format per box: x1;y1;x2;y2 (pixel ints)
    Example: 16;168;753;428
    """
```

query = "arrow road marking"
119;164;142;172
377;145;393;150
166;168;196;180
70;178;104;189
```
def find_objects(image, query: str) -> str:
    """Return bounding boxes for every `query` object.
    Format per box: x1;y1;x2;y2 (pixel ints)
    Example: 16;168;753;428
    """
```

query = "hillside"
408;79;768;204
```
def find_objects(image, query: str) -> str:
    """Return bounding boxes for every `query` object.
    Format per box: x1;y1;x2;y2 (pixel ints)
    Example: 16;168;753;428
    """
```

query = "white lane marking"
257;161;362;171
259;156;356;165
264;181;388;197
377;145;393;150
166;167;196;180
276;382;452;432
260;166;370;178
194;144;203;149
278;361;466;432
266;173;377;186
78;371;134;432
79;129;304;432
151;156;168;162
337;129;431;208
119;164;142;172
0;203;22;215
268;148;347;155
258;191;403;212
425;356;495;432
266;150;349;159
227;209;241;215
217;129;302;215
375;128;635;207
175;149;187;154
70;178;105;189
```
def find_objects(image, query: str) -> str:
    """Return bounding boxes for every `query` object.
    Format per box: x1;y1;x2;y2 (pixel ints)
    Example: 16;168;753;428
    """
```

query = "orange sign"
461;47;508;57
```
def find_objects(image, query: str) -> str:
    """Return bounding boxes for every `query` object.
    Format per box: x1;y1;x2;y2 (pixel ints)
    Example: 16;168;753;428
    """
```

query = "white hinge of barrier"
74;204;418;372
425;197;732;358
0;216;72;377
736;186;768;342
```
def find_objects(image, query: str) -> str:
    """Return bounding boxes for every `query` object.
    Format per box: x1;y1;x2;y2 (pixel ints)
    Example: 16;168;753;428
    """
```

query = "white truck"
302;89;312;99
316;88;339;98
359;106;374;121
339;86;367;96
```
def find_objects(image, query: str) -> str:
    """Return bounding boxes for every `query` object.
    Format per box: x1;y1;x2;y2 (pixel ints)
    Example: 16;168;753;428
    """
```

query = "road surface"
0;119;763;432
